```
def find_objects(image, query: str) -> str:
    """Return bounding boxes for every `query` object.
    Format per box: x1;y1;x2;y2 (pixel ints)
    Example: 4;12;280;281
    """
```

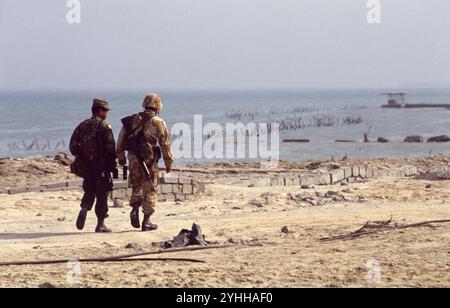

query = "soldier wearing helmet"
117;93;174;231
70;99;117;233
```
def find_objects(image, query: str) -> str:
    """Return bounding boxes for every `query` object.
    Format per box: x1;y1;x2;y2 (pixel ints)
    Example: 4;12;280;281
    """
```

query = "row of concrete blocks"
0;180;85;195
251;165;419;187
110;178;206;202
1;176;206;198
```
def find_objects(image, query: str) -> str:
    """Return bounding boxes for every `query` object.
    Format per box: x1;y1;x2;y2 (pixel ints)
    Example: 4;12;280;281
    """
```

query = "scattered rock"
101;242;114;248
57;217;66;222
404;135;424;143
305;162;321;170
427;135;450;143
377;137;390;143
415;172;450;181
249;199;265;208
53;152;72;166
281;226;290;234
301;185;314;189
260;192;274;198
125;243;140;249
36;213;42;217
113;198;124;208
425;184;432;189
39;282;56;289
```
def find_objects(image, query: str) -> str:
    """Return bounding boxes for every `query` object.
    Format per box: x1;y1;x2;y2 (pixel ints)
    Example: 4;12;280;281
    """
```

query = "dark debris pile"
164;223;208;248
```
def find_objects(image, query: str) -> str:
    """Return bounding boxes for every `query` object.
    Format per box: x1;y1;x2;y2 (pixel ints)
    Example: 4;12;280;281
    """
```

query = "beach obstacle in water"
283;139;310;143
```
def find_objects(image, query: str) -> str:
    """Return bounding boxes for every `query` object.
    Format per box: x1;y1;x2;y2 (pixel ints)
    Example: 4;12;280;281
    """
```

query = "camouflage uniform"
117;93;173;230
70;99;117;232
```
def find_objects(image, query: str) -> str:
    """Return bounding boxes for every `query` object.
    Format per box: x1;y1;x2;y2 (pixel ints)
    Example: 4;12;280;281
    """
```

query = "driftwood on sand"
0;244;263;267
320;218;450;242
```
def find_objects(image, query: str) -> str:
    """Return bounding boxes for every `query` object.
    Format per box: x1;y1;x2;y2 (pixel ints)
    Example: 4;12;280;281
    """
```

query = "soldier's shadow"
0;232;93;240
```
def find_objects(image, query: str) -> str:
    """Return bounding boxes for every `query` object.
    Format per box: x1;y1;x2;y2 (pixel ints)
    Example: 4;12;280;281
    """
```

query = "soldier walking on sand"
70;99;117;233
116;93;174;231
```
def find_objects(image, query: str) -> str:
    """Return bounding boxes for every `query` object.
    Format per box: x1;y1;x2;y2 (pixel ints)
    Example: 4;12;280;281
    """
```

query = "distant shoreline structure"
381;92;450;109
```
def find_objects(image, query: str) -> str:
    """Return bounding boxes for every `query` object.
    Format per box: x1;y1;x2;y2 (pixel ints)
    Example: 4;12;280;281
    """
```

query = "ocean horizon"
1;87;450;164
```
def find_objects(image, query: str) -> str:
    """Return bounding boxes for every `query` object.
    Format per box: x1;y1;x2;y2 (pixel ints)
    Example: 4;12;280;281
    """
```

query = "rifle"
121;115;155;189
95;120;118;179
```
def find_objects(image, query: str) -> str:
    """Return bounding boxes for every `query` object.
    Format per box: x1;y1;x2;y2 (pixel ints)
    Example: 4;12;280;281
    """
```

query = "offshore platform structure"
381;92;450;109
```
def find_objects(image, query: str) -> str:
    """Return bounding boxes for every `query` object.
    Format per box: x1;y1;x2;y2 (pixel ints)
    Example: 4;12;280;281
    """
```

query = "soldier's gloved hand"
119;159;126;166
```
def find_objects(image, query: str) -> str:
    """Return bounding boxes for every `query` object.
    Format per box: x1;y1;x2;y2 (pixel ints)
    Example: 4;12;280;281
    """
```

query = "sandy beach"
0;155;449;288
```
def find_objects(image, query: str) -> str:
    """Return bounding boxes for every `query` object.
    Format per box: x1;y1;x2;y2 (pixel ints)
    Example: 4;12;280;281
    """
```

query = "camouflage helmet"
142;93;163;111
92;98;111;111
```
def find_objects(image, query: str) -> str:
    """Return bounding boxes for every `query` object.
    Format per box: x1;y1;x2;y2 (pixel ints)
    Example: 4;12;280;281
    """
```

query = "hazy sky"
0;0;449;90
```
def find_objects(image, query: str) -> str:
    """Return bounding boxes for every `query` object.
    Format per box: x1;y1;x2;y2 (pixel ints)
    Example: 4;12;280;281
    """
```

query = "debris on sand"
288;190;363;206
415;172;450;181
53;152;73;166
125;243;140;250
39;282;56;289
281;226;290;234
164;224;207;249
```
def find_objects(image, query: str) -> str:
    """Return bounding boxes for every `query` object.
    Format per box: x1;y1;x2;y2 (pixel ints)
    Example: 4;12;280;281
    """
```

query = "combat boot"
95;219;112;233
142;215;158;231
76;208;88;231
130;203;141;229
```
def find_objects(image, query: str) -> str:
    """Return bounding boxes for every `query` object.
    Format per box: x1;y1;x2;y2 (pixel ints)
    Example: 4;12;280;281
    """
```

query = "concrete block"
193;180;206;194
44;182;67;189
182;184;193;194
26;187;44;193
172;184;181;194
66;180;83;187
352;166;360;177
366;166;374;178
179;177;192;184
111;188;127;200
160;175;179;184
343;167;352;179
359;166;367;178
319;173;331;185
113;181;129;189
161;184;173;194
284;177;297;186
270;177;280;187
254;178;271;187
43;188;64;193
331;169;345;183
8;188;28;195
310;176;320;185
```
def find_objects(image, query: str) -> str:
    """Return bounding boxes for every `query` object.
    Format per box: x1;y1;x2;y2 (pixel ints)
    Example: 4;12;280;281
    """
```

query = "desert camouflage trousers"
128;154;160;216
